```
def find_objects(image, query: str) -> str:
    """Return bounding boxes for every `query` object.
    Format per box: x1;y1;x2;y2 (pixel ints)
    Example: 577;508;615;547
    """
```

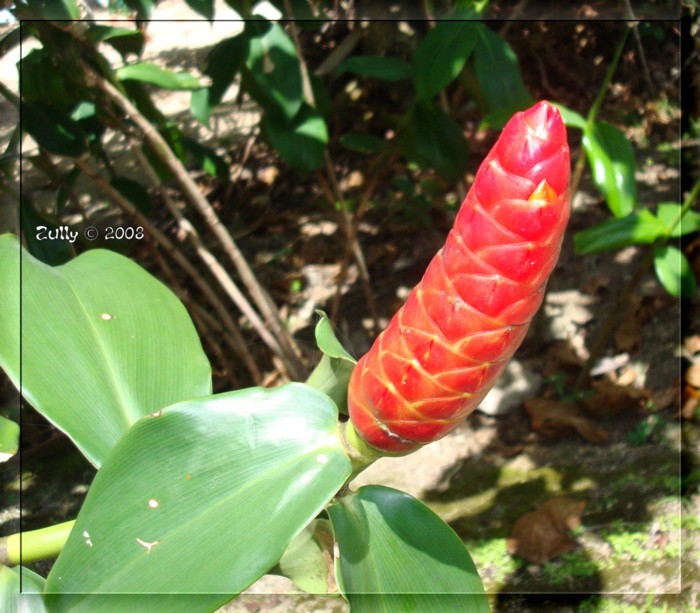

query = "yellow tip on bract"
528;179;557;203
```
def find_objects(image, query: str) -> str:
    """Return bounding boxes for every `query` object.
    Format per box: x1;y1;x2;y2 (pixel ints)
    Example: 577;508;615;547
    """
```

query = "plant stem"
73;158;262;383
87;69;306;380
574;180;700;393
1;521;75;566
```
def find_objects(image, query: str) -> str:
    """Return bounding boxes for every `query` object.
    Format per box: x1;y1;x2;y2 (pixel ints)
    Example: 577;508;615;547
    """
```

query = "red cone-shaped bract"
348;101;571;453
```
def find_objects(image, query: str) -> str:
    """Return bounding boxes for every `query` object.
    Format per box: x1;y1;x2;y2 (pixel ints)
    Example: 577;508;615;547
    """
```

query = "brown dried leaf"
525;398;609;443
614;300;642;354
581;379;648;418
507;497;587;564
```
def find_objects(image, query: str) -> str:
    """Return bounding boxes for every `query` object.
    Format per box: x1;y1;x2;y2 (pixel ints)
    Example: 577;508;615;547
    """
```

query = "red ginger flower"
347;101;571;453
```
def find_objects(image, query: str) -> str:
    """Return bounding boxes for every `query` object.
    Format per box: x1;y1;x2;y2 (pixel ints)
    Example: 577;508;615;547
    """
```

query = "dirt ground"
1;3;697;612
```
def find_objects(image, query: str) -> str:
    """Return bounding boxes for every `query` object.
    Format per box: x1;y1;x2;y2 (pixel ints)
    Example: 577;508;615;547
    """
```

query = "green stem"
1;520;75;566
663;178;700;238
571;28;630;198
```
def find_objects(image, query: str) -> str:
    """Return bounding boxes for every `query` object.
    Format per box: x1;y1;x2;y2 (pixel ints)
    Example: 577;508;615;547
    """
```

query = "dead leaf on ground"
614;297;643;354
507;497;587;564
525;398;609;443
581;378;649;418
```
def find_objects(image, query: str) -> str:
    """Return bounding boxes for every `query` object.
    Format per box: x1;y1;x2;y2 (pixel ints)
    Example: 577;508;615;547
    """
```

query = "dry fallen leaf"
507;497;587;564
581;379;649;418
525;398;609;443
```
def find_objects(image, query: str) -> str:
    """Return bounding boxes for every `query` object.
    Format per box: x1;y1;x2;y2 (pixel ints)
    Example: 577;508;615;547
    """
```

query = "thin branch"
73;157;263;384
283;6;380;331
86;68;306;380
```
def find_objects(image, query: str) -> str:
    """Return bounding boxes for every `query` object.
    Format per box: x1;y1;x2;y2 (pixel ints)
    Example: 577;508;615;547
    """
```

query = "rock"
478;360;542;416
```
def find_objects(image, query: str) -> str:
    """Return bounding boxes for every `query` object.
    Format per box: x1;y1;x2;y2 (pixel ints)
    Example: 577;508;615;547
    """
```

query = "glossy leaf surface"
583;120;637;218
574;210;667;255
116;63;202;90
0;235;211;467
44;384;351;611
329;485;489;612
654;244;696;298
414;21;478;101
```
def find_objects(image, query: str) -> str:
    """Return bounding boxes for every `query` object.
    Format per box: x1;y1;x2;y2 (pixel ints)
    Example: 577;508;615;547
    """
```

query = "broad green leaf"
336;56;412;82
554;103;587;130
244;20;303;120
340;133;386;154
414;21;478;100
185;0;215;19
44;384;351;611
306;311;356;415
21;102;87;157
276;519;336;594
582;120;637;218
116;63;202;90
111;177;152;215
657;202;700;237
190;33;248;125
574;210;667;255
654;244;697;298
328;485;489;612
412;101;469;181
261;103;328;174
0;414;19;462
0;235;211;467
87;25;145;58
473;24;533;115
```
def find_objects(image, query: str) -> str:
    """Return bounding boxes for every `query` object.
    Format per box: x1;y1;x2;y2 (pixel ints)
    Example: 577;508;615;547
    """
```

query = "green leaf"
554;103;587;130
473;24;533;115
336;56;412;82
180;136;229;180
0;414;19;462
185;0;215;19
414;21;479;101
1;565;46;613
412;101;469;181
574;210;667;255
653;244;697;298
657;202;700;237
244;20;303;120
116;63;202;90
110;177;152;215
340;133;386;154
21;102;87;157
44;384;351;611
261;103;328;174
0;235;211;468
582;120;637;218
306;311;356;415
328;485;489;612
276;519;335;594
87;25;145;58
190;33;248;125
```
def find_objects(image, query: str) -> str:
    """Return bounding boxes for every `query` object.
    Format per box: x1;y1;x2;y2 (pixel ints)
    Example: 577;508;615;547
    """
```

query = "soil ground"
1;3;697;612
